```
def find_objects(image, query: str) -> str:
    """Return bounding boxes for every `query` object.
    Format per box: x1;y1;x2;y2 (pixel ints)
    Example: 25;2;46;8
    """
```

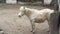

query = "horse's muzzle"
18;15;21;17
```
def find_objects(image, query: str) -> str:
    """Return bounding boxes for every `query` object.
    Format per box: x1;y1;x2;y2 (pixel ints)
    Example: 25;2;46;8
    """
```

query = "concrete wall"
44;0;52;5
6;0;17;4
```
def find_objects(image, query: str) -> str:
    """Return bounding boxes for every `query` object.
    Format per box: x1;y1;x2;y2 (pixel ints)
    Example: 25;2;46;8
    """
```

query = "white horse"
18;6;54;33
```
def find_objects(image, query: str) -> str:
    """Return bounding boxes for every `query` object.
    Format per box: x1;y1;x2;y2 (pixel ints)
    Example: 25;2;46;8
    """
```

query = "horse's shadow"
32;28;49;34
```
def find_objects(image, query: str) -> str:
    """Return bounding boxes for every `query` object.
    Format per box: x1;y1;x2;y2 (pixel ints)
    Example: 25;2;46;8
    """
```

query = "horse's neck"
25;8;39;20
25;9;32;17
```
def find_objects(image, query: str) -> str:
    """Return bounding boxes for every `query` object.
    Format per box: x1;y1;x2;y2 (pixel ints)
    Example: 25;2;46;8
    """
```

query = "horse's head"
18;6;26;17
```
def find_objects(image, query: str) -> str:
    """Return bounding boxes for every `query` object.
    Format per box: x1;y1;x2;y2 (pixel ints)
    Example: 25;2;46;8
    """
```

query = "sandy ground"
0;4;52;34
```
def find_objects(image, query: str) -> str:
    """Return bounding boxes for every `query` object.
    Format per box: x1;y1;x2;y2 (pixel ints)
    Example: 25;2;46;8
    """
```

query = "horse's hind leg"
47;18;50;32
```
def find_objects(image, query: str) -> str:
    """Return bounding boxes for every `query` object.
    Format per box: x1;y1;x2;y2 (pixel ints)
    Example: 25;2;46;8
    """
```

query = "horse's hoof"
31;30;35;34
31;31;35;33
33;32;35;34
0;31;4;34
0;29;4;34
46;30;49;32
47;30;49;32
31;30;35;32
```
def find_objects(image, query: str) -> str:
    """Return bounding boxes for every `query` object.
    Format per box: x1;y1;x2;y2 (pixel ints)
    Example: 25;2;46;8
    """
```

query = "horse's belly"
34;17;46;23
34;19;45;23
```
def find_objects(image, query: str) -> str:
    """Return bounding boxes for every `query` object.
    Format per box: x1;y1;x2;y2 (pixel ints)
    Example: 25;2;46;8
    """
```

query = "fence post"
50;12;60;34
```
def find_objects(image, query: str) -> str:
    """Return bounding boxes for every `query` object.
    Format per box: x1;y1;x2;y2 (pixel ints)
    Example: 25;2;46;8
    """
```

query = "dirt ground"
0;4;53;34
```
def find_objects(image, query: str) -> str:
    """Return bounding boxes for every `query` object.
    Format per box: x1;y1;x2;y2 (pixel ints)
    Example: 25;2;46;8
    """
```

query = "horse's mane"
20;6;54;13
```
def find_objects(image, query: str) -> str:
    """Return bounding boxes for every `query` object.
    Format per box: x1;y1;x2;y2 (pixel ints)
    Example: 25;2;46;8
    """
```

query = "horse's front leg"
31;21;35;33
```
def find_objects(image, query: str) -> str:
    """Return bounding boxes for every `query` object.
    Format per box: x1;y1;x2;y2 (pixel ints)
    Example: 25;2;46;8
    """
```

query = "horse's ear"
51;10;54;13
23;6;25;9
19;6;25;10
52;10;54;11
21;6;25;9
